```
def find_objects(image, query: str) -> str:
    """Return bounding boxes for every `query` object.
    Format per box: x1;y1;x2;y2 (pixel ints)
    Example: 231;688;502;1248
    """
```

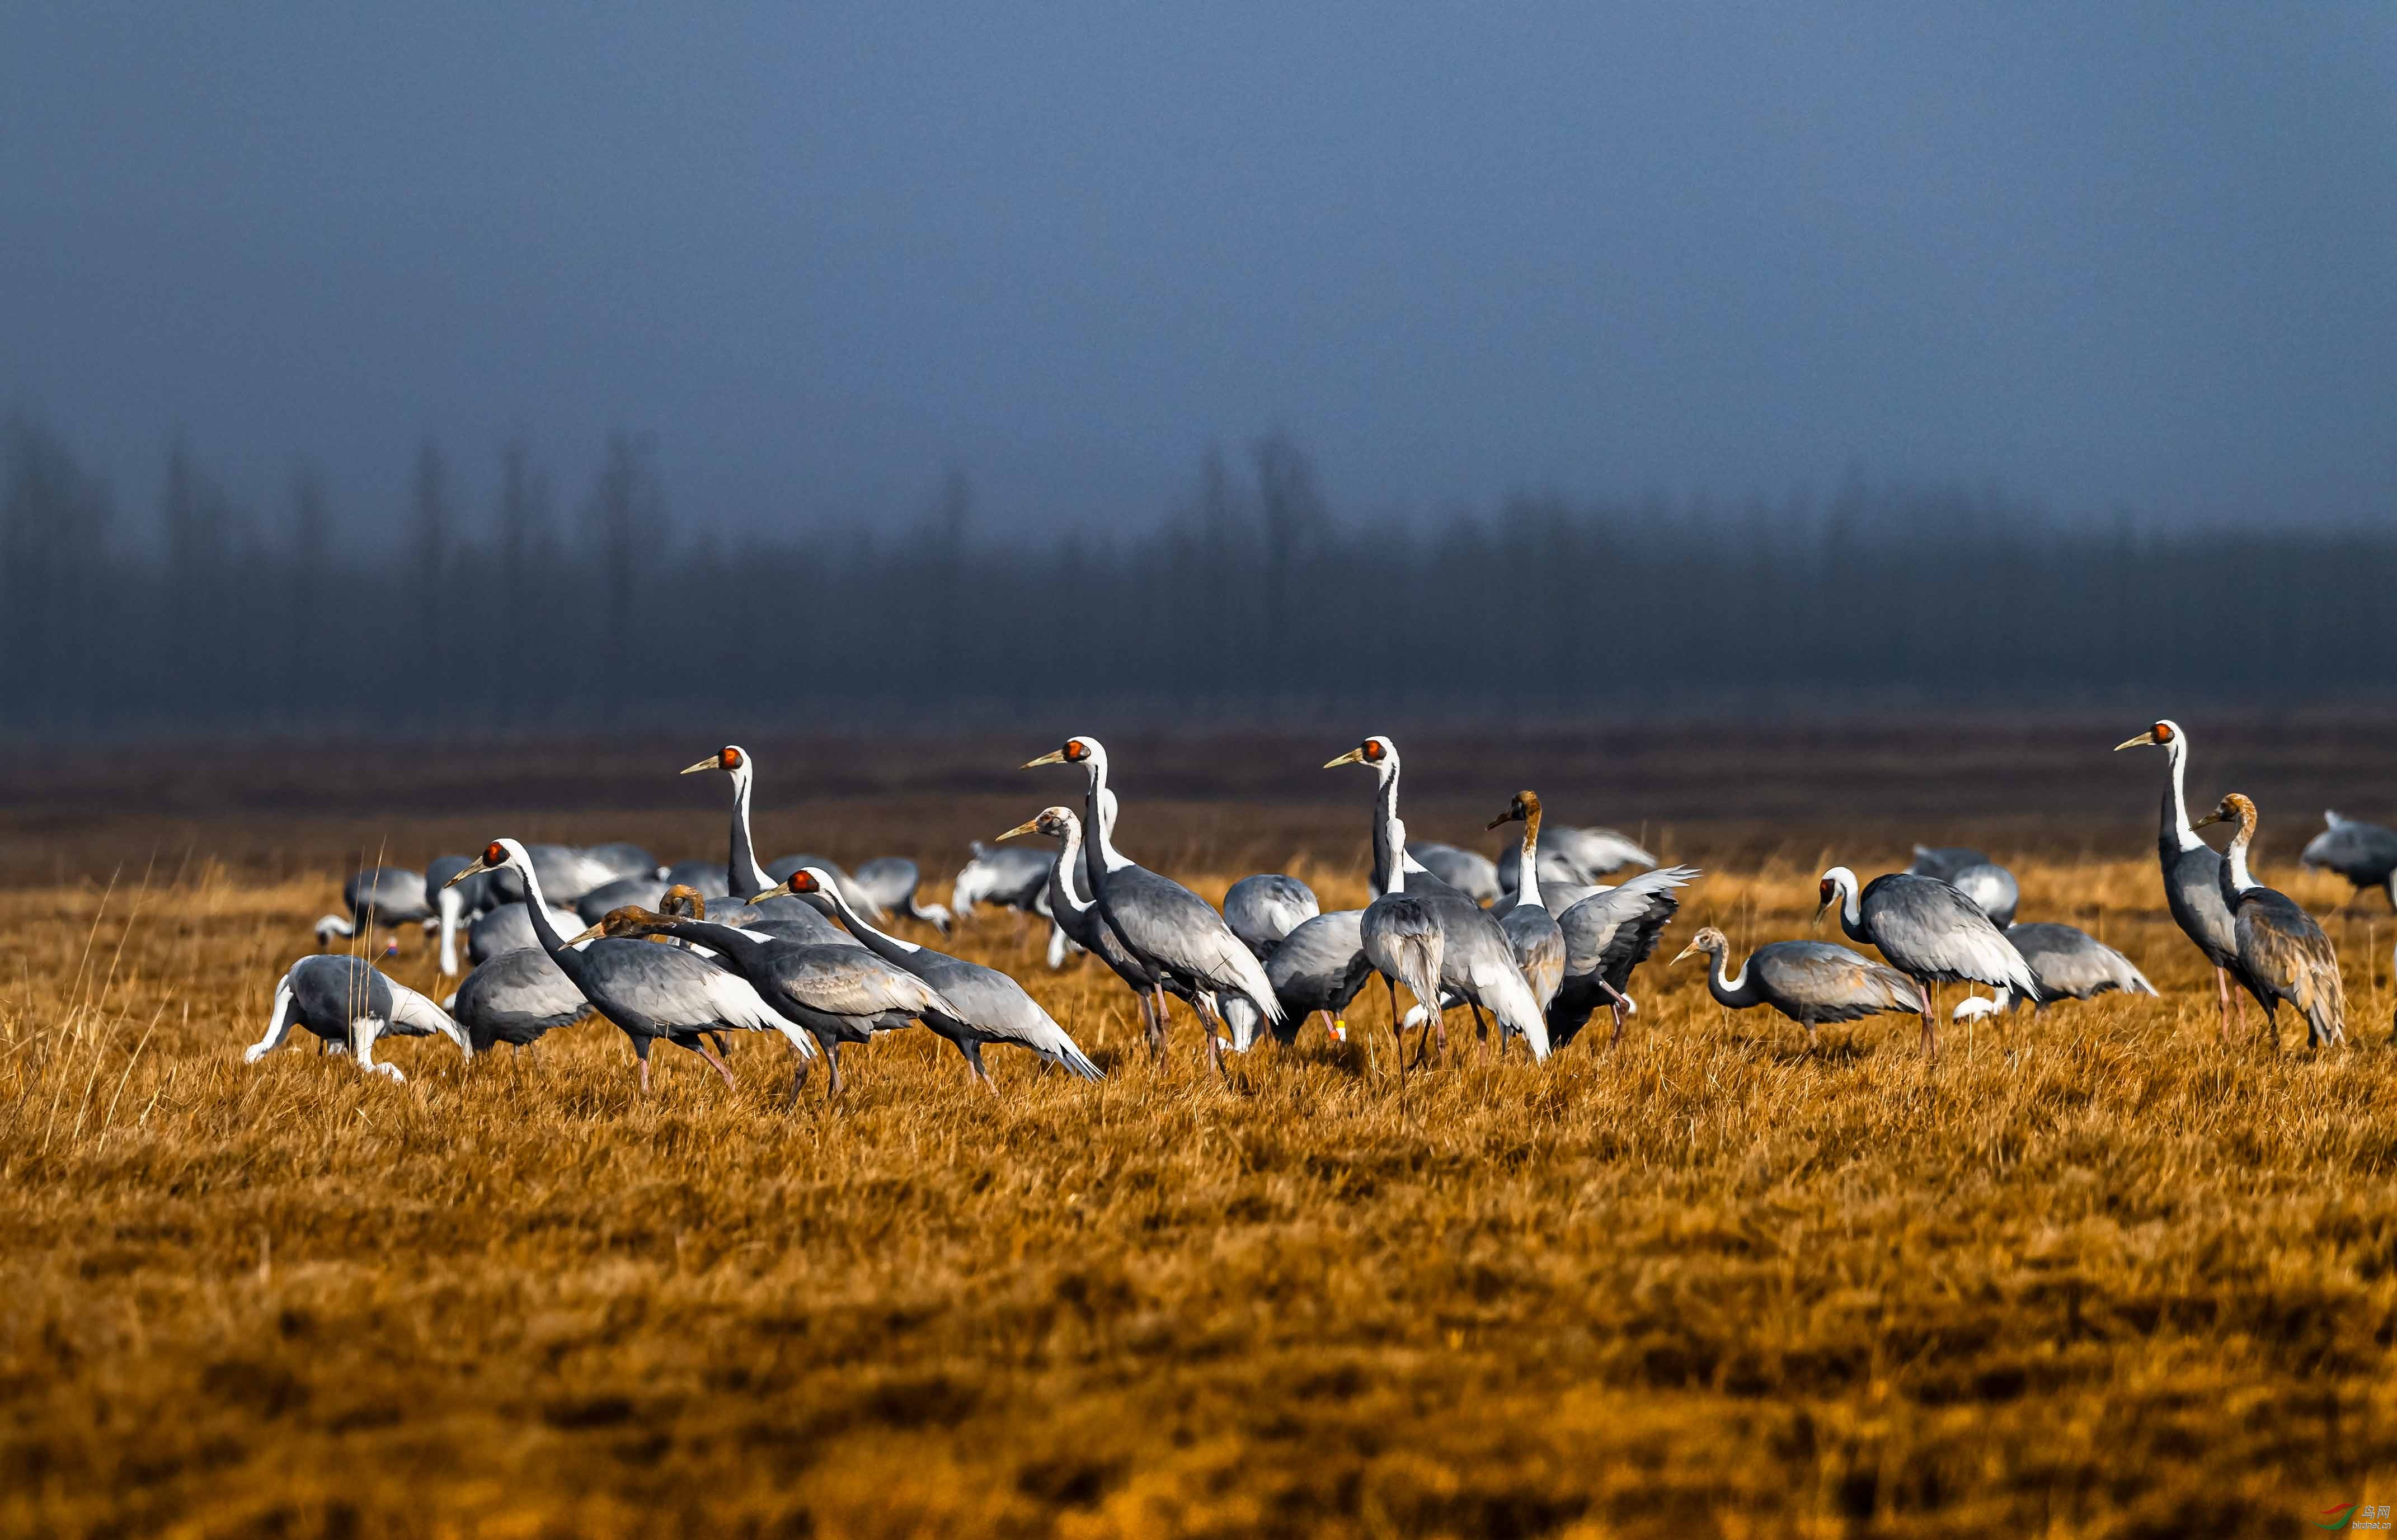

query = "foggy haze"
6;3;2394;539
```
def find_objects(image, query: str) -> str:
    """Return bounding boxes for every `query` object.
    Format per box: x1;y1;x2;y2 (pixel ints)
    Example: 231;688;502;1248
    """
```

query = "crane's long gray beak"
2112;734;2154;752
2192;809;2224;829
752;879;796;901
1669;941;1699;966
1022;750;1066;768
678;757;718;775
1811;899;1831;930
441;864;484;890
997;818;1042;841
565;921;603;945
1323;748;1364;769
1484;811;1514;830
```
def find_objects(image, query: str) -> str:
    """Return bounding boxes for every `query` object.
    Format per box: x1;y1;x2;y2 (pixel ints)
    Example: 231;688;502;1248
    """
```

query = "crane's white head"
1323;734;1397;775
1669;925;1730;966
1814;866;1859;928
681;744;751;784
1023;736;1104;776
997;806;1079;842
750;865;840;905
2113;719;2183;755
449;838;530;887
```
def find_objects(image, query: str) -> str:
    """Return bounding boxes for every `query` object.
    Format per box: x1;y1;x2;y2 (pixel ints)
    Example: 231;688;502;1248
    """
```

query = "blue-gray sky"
6;3;2393;538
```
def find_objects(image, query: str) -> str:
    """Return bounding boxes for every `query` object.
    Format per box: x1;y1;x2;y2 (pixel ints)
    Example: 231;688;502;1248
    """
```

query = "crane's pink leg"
689;1038;738;1091
1917;978;1938;1056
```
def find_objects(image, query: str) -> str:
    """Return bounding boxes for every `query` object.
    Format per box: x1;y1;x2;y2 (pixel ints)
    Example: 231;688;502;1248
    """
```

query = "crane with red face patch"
2115;719;2248;1038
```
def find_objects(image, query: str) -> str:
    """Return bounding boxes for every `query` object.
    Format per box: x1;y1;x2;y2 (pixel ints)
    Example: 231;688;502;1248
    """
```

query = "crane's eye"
720;747;742;769
1065;740;1086;761
793;872;820;893
1817;879;1833;901
1362;740;1384;762
2152;723;2172;743
483;841;506;866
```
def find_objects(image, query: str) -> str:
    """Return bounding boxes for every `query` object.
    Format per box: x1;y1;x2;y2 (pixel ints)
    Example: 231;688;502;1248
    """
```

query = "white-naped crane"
1262;909;1374;1045
851;857;955;933
952;837;1071;966
1951;922;2155;1021
2300;810;2397;910
1223;874;1320;961
1548;866;1699;1045
753;867;1101;1089
1026;737;1282;1076
999;806;1238;1054
2195;794;2348;1048
569;899;960;1100
2114;719;2249;1037
1326;736;1549;1062
1817;866;2039;1055
246;954;472;1081
446;839;819;1096
1672;926;1924;1049
1487;792;1564;1018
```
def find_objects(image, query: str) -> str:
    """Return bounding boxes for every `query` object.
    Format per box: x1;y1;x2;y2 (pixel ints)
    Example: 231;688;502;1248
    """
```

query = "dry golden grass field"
7;723;2397;1538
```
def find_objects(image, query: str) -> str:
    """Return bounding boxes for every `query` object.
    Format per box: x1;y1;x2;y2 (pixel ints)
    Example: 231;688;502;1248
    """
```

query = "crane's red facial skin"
791;872;821;894
1818;878;1835;906
2152;723;2172;744
720;747;741;770
1361;740;1385;764
1064;740;1088;762
483;841;506;868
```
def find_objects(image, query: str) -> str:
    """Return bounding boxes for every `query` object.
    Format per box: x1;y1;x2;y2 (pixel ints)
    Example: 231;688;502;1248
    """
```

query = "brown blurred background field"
7;720;2397;1538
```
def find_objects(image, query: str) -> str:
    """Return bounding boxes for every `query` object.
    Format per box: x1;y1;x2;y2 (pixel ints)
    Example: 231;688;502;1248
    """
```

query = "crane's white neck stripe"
2166;737;2203;853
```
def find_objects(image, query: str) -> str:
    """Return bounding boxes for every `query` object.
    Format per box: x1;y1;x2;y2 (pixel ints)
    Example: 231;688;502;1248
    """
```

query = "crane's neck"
2164;737;2203;854
1515;808;1545;915
1084;764;1129;874
2224;814;2259;892
819;882;918;965
1705;948;1757;1009
1369;765;1404;894
1050;817;1093;915
1835;881;1865;939
511;860;580;977
728;768;773;899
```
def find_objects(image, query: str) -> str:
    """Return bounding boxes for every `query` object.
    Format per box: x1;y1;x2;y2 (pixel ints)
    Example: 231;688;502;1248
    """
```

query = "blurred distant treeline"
4;414;2391;731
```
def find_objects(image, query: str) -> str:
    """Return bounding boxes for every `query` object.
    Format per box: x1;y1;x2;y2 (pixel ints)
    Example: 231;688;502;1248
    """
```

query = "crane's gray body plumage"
809;874;1102;1081
1263;910;1373;1032
2212;803;2347;1048
953;841;1055;918
1907;846;1992;884
1958;922;2155;1017
314;865;434;944
1946;863;2020;929
450;947;590;1051
2300;811;2397;900
852;856;955;930
469;901;591;966
576;875;670;924
1223;874;1321;960
1547;865;1698;1044
638;918;941;1063
1699;939;1925;1026
1498;826;1655;893
1837;873;2039;997
661;858;734;896
1407;842;1500;905
584;842;661;882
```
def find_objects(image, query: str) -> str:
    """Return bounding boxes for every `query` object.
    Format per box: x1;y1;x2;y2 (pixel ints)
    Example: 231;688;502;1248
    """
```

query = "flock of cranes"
248;720;2391;1094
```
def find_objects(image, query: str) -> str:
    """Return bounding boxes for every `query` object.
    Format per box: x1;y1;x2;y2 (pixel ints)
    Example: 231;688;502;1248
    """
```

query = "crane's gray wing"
382;974;469;1050
2003;922;2154;1000
767;944;953;1021
588;940;790;1034
1109;866;1284;1021
1862;875;2041;996
1750;941;1924;1020
1558;866;1699;976
1223;874;1321;956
